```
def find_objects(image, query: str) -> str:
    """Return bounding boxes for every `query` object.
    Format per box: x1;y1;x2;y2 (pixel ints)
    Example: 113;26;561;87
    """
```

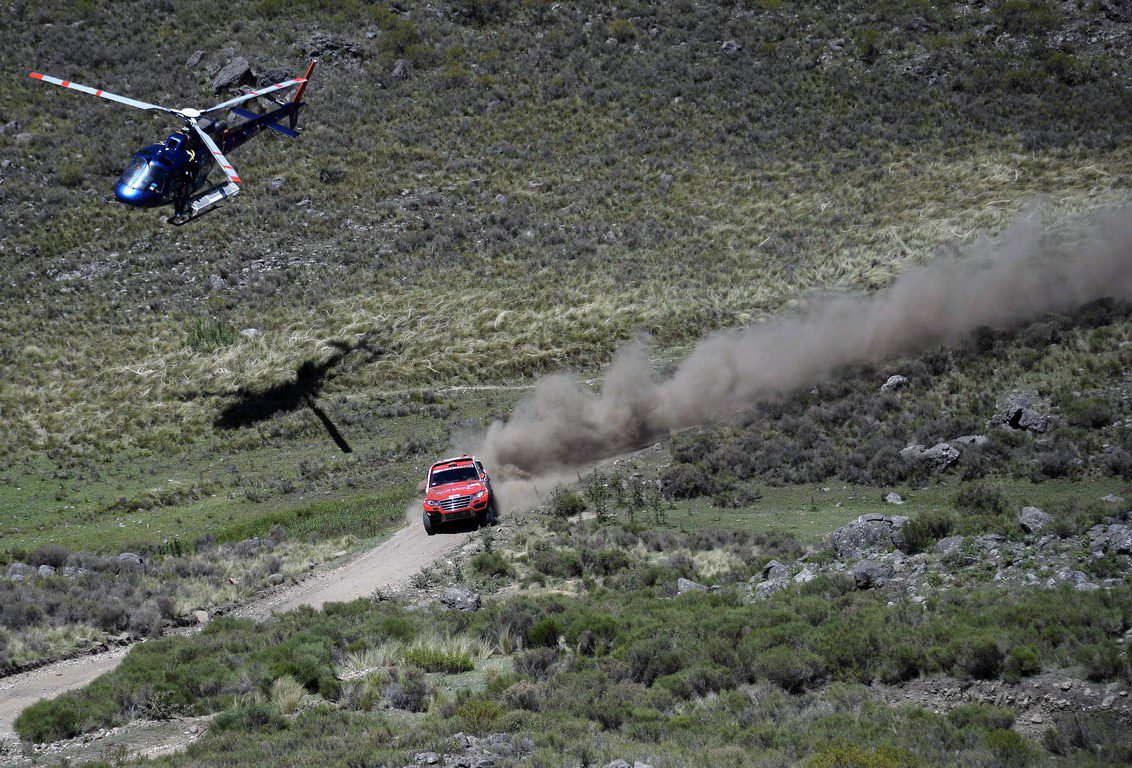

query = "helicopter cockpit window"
118;157;166;191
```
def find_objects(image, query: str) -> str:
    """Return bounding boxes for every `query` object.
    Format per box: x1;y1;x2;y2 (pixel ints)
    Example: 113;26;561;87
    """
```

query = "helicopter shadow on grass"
214;335;385;453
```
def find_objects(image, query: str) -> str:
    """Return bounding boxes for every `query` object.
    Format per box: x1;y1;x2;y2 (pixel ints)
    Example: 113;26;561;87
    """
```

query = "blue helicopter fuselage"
114;132;207;208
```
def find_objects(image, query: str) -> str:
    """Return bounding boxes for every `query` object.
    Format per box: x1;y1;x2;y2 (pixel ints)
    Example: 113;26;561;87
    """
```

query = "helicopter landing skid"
165;181;240;226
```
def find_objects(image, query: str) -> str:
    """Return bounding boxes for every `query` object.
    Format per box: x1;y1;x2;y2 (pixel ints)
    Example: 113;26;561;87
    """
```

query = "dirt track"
0;522;471;738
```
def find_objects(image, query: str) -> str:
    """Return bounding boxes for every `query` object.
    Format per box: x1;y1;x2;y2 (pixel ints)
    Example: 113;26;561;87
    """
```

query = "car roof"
429;455;479;472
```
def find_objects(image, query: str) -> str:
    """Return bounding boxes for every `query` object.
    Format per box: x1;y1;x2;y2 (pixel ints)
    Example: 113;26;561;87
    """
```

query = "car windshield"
118;157;164;191
429;465;479;487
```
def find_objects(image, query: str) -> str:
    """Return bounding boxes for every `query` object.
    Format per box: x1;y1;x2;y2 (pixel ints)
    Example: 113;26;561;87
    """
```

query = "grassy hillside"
1;0;1130;463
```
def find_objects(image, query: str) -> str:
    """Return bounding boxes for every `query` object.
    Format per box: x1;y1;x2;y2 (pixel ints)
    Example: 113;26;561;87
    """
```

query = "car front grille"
439;495;474;511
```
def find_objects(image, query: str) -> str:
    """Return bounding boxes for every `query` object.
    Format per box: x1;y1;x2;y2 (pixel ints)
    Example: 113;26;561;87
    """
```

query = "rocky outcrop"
832;513;909;558
900;442;960;470
439;585;481;612
1087;524;1132;557
990;392;1049;433
851;559;894;589
881;374;909;392
762;560;788;580
677;577;708;595
1019;506;1053;534
212;57;254;92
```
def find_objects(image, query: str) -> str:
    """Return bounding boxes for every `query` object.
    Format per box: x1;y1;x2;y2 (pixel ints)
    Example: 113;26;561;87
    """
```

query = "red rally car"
421;455;499;535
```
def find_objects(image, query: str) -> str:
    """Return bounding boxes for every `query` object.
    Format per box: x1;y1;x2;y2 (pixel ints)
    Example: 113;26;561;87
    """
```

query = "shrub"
501;680;543;711
954;635;1003;680
954;481;1007;516
807;743;920;768
983;728;1033;768
549;488;586;518
387;668;432;712
607;19;638;42
402;646;475;673
471;551;512;577
210;700;288;734
659;463;715;499
948;703;1016;731
527;616;562;648
1003;644;1041;682
514;648;559;680
901;510;954;554
751;647;828;693
1043;710;1132;762
455;697;505;733
995;0;1061;34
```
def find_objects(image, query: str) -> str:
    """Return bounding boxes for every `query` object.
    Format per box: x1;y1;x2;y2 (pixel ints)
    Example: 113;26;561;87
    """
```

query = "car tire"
487;497;500;525
423;511;437;536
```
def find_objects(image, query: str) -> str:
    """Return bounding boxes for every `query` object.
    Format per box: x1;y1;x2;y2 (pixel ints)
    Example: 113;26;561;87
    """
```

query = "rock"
950;435;988;449
36;564;56;577
604;761;631;768
974;534;1006;551
884;492;904;505
186;50;205;68
1019;506;1053;534
793;568;816;584
900;441;962;470
721;40;742;53
633;762;655;768
881;374;908;392
208;274;228;291
677;577;708;595
14;132;33;145
240;327;261;339
831;514;908;558
301;32;362;59
392;59;408;79
257;68;290;87
266;176;285;193
0;120;21;136
1100;0;1132;22
212;57;254;93
990;392;1049;433
762;560;788;580
193;609;210;624
1087;524;1132;556
851;560;894;589
753;578;789;599
660;172;674;187
935;535;965;556
117;552;143;567
266;572;285;586
1100;493;1126;505
440;585;481;611
415;753;440;766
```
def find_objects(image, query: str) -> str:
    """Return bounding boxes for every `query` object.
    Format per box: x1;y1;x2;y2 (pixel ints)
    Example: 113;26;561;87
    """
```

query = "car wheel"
423;511;436;536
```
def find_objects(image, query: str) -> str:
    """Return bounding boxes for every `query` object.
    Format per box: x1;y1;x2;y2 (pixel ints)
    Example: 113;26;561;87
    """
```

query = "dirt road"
0;522;470;738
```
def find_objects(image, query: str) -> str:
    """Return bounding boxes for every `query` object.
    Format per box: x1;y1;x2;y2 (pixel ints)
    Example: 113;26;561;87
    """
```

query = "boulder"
1019;506;1053;534
186;50;205;68
392;59;408;79
257;68;290;87
212;57;254;93
935;535;965;556
721;40;743;53
881;374;909;392
851;560;894;589
831;514;908;558
884;492;904;505
753;578;789;599
990;392;1049;433
604;761;631;768
440;585;482;611
677;577;708;595
415;753;440;766
762;560;788;580
900;442;959;470
974;534;1006;551
0;120;21;136
36;564;56;578
1086;524;1132;556
193;609;210;625
117;552;143;567
950;435;988;450
793;568;817;584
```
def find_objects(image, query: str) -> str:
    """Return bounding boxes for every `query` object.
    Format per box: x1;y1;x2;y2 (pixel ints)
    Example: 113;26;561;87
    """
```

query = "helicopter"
28;60;316;225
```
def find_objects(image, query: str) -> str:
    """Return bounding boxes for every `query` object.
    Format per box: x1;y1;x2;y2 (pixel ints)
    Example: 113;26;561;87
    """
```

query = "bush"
955;635;1003;680
471;551;512;577
901;510;955;554
1003;644;1041;682
455;697;505;733
501;680;543;711
402;646;474;674
954;481;1007;516
549;488;586;518
527;616;562;648
659;464;716;499
387;668;432;712
807;743;921;768
983;728;1033;768
210;700;288;734
948;703;1016;731
607;19;638;42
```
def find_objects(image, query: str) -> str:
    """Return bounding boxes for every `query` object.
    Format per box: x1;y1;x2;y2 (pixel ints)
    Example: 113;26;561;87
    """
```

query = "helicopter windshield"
118;157;166;191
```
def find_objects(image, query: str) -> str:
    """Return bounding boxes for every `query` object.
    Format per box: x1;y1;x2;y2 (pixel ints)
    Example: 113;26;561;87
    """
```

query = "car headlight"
473;490;487;500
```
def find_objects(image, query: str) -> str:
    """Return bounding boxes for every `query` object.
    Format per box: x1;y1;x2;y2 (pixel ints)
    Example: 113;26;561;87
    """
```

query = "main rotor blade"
202;78;307;114
189;119;242;185
29;72;178;114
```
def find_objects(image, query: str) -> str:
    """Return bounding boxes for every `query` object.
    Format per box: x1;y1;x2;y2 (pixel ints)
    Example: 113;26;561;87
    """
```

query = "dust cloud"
479;203;1132;477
